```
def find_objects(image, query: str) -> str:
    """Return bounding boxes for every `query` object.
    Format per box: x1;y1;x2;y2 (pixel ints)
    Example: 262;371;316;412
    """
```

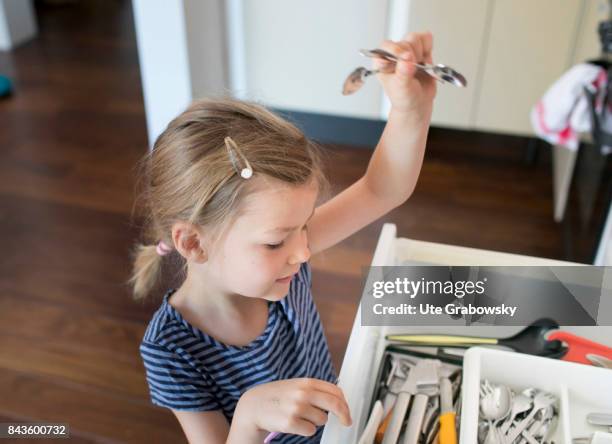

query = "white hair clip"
224;136;253;179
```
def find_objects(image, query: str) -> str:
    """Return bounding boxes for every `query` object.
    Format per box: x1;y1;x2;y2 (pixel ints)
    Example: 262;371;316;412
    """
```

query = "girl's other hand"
374;31;437;119
234;378;352;438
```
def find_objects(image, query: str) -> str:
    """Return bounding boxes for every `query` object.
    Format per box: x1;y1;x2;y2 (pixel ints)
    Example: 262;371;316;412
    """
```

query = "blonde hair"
128;97;329;300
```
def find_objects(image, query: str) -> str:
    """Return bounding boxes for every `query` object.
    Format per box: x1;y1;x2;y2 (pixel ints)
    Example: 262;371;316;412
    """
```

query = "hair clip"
224;136;253;179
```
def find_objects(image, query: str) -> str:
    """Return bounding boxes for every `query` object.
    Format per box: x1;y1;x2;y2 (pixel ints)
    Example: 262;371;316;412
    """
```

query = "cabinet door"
572;0;607;65
241;0;389;120
383;0;490;129
473;0;583;136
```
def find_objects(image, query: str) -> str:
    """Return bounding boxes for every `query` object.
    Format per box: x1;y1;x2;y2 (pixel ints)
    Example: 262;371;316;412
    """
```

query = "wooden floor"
0;1;568;442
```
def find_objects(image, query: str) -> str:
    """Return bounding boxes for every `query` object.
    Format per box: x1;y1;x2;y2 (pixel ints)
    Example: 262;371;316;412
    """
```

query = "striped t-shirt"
140;261;337;443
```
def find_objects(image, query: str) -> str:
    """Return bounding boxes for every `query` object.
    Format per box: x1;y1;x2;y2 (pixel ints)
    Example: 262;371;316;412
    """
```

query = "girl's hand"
374;31;437;119
233;378;352;438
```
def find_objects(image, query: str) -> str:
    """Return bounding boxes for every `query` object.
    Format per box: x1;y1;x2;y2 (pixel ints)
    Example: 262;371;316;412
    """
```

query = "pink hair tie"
156;241;173;256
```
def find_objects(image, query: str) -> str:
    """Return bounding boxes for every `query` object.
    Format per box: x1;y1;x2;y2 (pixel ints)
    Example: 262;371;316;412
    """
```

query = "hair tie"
224;136;253;179
156;240;173;256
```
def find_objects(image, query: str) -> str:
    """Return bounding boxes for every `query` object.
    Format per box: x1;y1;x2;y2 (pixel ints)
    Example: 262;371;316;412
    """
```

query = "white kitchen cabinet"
473;0;584;136
383;0;490;129
386;0;596;135
572;0;605;65
241;0;389;120
321;223;612;443
135;1;607;141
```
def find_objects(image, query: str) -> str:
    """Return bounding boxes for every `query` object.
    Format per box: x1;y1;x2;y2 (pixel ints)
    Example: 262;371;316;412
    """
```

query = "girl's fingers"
372;58;395;73
306;390;352;426
297;404;329;427
292;378;351;425
400;36;424;62
376;32;434;78
282;416;318;437
421;31;434;64
395;41;418;77
307;379;349;404
379;39;408;61
379;39;419;78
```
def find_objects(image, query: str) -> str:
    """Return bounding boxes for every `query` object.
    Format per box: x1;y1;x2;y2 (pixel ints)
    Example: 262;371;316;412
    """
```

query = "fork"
505;392;557;443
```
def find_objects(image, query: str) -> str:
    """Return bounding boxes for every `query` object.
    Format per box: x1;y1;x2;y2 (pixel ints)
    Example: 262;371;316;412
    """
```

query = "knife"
438;376;457;444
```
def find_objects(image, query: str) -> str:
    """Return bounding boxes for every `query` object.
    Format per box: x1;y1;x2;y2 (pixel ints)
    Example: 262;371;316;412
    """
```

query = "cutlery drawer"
321;223;612;444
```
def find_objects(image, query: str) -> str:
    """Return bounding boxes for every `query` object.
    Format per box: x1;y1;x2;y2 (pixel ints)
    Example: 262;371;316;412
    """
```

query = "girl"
130;32;436;444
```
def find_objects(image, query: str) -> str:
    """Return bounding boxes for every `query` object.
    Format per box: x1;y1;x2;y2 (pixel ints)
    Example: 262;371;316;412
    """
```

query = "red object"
548;331;612;364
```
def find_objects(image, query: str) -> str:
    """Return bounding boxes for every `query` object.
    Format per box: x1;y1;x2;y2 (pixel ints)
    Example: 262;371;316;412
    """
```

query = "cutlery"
588;354;612;369
587;412;612;427
424;370;461;444
358;400;384;444
499;390;532;435
573;431;612;444
342;47;468;95
342;66;390;95
505;391;557;443
382;359;440;444
386;318;566;358
359;48;467;87
439;376;458;444
548;331;612;364
518;405;555;444
479;380;512;444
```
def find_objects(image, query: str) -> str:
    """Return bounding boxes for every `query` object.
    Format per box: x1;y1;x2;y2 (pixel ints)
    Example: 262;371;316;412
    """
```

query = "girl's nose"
289;228;311;264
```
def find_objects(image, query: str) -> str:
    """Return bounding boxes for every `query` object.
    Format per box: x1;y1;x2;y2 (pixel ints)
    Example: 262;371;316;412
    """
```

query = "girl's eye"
266;241;284;250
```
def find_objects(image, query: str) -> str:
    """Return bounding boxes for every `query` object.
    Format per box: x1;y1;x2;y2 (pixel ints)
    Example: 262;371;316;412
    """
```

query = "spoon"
520;405;555;444
479;380;512;444
505;391;557;443
342;66;390;95
539;409;559;442
342;48;467;95
587;354;612;369
499;391;532;435
360;48;468;88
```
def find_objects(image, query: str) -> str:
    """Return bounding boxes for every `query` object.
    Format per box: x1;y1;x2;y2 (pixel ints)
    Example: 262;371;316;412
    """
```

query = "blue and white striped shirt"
140;261;337;443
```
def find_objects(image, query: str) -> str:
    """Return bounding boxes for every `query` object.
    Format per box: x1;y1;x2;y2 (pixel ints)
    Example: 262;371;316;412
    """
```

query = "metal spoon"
539;410;559;442
499;391;532;435
342;66;389;95
479;380;512;444
505;391;558;443
359;48;467;88
519;405;555;444
342;48;467;95
587;354;612;369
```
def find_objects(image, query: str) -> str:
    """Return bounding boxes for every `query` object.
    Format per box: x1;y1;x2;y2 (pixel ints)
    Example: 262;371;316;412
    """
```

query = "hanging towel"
531;63;612;154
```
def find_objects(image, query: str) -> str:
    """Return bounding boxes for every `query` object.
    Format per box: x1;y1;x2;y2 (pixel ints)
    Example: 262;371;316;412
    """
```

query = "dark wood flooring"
0;1;570;442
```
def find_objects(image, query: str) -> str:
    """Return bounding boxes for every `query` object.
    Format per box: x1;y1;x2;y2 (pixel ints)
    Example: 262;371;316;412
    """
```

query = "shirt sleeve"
140;340;221;412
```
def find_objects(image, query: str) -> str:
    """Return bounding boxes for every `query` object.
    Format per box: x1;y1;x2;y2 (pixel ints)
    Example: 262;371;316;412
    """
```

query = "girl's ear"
171;221;208;263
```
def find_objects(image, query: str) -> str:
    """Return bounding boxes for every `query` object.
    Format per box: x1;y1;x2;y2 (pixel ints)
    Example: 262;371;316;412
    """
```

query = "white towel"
531;63;612;154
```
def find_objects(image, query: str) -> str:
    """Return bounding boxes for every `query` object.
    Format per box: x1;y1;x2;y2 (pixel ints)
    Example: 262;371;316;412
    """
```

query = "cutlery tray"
365;346;464;443
461;347;612;443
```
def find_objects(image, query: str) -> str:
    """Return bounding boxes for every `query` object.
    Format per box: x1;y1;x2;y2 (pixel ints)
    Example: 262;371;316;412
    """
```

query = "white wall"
132;0;228;146
240;0;389;120
0;0;37;51
382;0;490;128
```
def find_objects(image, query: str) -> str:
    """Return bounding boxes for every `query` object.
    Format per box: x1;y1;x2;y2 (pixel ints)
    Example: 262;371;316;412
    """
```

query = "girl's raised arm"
307;32;435;256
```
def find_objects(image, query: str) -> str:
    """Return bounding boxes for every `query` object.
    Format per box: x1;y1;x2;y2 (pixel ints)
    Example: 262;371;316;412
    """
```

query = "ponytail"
128;243;164;300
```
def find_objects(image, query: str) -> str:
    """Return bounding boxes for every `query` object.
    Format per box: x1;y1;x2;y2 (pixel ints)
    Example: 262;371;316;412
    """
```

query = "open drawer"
321;223;612;444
